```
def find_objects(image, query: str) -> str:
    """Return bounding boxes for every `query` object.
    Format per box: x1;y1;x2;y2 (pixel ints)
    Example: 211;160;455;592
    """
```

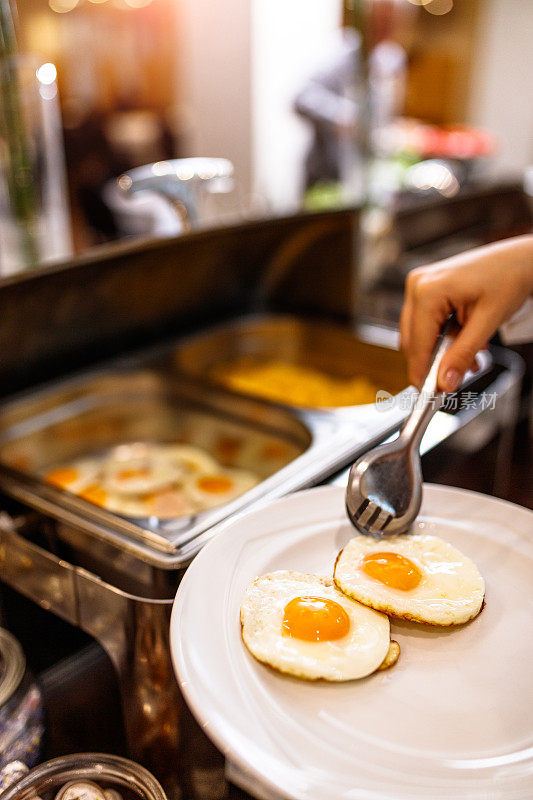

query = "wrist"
512;235;533;296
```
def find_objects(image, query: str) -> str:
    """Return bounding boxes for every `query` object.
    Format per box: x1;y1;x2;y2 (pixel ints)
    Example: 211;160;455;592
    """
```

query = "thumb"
437;306;498;392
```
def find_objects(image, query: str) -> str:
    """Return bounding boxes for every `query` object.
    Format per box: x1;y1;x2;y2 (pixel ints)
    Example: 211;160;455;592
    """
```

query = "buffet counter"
0;189;530;800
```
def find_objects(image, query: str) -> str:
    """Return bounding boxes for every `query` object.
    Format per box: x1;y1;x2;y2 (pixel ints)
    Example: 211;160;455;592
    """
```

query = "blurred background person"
293;27;362;192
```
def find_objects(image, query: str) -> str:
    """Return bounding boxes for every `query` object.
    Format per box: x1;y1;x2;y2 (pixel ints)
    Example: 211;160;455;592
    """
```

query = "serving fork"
345;315;458;537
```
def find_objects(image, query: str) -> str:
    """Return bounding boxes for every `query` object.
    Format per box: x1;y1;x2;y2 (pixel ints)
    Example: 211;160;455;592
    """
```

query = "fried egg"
334;534;485;626
231;437;299;478
43;442;260;520
159;444;219;476
102;450;181;495
142;488;196;519
377;639;400;671
44;459;100;494
240;571;391;681
77;483;109;508
212;435;244;465
185;467;258;510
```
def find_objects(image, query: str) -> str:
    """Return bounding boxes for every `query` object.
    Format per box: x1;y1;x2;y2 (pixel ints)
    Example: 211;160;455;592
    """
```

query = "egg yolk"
116;468;150;481
215;437;242;461
362;552;422;591
78;485;107;506
282;596;350;642
197;475;234;494
262;442;289;461
45;467;79;488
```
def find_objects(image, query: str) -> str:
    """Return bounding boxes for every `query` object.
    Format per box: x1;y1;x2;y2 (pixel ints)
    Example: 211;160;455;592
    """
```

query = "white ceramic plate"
171;485;533;800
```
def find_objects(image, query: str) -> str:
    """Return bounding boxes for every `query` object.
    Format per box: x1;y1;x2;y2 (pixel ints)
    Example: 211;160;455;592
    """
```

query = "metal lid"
0;628;26;708
0;753;168;800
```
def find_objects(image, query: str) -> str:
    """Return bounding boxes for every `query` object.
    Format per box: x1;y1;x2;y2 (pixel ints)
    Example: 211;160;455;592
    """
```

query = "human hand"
400;235;533;392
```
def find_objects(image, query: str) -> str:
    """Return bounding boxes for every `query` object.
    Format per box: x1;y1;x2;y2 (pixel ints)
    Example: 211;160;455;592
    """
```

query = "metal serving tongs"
346;314;460;537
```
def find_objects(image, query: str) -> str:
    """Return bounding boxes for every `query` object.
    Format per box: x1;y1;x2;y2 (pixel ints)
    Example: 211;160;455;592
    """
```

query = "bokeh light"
48;0;79;13
123;0;153;9
425;0;454;15
36;62;57;85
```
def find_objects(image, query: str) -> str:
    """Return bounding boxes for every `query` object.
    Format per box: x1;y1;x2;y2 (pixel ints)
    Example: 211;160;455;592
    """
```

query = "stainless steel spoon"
345;315;458;537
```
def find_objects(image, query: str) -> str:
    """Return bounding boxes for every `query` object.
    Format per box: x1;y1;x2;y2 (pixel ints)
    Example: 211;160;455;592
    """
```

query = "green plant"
0;0;39;266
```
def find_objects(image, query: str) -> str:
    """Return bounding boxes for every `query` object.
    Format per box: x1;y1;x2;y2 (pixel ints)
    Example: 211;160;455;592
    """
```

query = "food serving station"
0;184;530;799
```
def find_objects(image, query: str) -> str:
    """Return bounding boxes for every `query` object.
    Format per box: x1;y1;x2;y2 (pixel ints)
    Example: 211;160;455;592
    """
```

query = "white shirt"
500;298;533;344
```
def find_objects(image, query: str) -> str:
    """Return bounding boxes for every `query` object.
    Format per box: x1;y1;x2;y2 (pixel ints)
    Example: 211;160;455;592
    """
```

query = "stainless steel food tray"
0;318;413;569
173;314;409;403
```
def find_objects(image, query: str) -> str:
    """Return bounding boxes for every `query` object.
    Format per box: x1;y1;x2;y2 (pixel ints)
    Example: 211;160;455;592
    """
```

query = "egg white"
185;467;258;510
159;444;219;476
102;453;180;495
143;488;196;519
101;491;149;517
241;571;391;681
334;534;485;626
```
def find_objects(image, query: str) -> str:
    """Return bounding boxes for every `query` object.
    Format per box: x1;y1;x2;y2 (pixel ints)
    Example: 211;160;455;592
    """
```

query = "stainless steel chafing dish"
0;313;414;791
0;316;411;574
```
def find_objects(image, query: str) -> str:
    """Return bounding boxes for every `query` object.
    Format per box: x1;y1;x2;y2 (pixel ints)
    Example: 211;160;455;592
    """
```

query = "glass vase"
0;54;72;274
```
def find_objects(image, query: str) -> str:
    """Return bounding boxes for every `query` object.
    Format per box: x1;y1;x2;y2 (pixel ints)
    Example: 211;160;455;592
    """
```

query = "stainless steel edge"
0;511;181;771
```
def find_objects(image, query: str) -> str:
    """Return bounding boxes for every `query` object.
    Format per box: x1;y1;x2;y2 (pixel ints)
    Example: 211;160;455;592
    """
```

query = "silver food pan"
173;314;409;406
0;319;413;569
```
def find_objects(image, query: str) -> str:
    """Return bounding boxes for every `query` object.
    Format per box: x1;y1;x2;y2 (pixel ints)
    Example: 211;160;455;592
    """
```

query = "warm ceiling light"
48;0;79;13
425;0;454;15
124;0;153;8
36;62;57;85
